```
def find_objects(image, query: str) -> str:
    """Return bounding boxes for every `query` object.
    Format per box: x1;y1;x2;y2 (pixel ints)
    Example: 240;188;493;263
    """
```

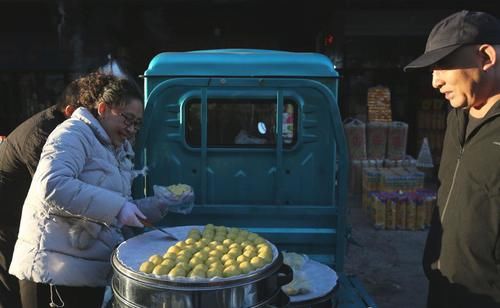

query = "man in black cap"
405;10;500;307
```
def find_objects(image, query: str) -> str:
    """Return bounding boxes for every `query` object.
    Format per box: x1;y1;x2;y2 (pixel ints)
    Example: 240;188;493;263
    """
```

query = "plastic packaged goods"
380;166;421;193
362;167;381;192
378;168;389;192
362;191;375;213
366;122;388;160
343;118;367;160
386;121;408;160
404;167;425;192
282;252;311;296
383;159;396;168
405;155;417;168
395;167;414;193
395;193;407;230
363;188;436;231
153;184;195;214
404;170;416;192
392;169;403;193
362;166;381;212
416;137;434;168
282;252;308;270
380;168;395;192
406;196;417;231
385;197;397;230
369;166;427;195
282;271;311;296
382;168;408;193
371;193;386;230
390;168;406;192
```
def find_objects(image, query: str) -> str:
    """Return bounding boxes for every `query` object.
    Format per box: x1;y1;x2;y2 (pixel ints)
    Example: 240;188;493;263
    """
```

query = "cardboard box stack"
367;85;392;122
344;118;411;197
344;94;436;230
344;118;367;194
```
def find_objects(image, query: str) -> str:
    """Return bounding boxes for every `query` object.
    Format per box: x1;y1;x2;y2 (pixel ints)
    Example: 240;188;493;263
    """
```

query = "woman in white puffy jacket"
9;73;165;308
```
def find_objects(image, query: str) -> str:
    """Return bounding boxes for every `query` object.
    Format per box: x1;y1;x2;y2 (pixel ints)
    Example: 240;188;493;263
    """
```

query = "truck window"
185;98;297;148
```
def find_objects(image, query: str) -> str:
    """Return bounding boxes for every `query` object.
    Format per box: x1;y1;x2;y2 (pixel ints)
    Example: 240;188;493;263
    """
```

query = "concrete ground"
343;197;429;308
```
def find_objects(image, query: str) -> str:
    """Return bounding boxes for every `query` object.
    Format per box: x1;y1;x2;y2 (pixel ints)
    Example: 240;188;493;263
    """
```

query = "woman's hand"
133;196;168;224
117;201;146;227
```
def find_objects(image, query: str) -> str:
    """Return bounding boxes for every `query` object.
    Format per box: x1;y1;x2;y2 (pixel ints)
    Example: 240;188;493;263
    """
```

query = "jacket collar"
71;107;135;165
454;99;500;145
485;99;500;119
71;107;112;147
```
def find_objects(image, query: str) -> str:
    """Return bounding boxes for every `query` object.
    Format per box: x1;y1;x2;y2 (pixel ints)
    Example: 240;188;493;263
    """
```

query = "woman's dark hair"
55;74;116;112
98;77;143;109
59;73;143;116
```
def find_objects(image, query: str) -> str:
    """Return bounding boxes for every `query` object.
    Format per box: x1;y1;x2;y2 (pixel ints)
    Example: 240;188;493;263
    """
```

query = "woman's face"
99;98;143;147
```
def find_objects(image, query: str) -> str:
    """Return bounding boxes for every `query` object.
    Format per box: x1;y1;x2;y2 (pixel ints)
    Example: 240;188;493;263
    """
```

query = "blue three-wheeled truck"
112;49;376;308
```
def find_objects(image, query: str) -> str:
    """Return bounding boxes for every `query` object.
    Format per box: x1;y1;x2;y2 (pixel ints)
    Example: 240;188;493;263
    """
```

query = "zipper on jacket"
440;147;464;222
442;106;500;221
434;105;500;270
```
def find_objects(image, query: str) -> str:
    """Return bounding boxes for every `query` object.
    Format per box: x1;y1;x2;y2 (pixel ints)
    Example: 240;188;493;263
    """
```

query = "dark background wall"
0;0;499;157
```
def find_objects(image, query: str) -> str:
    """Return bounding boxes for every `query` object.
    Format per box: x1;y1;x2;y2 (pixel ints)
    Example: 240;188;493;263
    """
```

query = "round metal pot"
111;250;292;308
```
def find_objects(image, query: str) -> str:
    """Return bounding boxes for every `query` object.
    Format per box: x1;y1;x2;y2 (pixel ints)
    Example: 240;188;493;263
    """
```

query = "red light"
324;34;334;46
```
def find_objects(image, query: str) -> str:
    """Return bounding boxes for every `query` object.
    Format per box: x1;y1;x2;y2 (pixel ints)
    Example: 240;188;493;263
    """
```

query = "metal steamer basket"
111;228;292;308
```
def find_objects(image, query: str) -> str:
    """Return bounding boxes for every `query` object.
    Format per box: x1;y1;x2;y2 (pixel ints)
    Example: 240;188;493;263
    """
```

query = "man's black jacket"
0;105;65;231
424;101;500;305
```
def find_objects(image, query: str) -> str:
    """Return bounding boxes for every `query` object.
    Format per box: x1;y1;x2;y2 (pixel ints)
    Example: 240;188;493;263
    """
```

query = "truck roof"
144;49;339;78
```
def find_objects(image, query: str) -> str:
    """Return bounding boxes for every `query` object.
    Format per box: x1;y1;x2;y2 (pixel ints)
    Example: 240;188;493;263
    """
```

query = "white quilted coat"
9;107;136;287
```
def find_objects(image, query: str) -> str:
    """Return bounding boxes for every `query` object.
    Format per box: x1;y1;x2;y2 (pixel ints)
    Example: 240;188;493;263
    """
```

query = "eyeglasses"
120;112;142;131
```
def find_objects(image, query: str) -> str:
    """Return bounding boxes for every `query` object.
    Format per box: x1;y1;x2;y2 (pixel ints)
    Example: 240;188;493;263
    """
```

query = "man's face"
431;45;485;109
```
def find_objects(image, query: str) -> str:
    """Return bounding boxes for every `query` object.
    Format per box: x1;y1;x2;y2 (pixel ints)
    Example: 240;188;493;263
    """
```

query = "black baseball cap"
404;10;500;71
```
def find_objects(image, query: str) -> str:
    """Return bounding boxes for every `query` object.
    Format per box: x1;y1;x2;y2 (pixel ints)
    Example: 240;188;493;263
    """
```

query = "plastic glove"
134;196;168;224
117;201;146;227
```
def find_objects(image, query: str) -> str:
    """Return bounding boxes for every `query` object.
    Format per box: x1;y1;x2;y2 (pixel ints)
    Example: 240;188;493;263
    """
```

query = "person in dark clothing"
0;73;116;308
405;10;500;307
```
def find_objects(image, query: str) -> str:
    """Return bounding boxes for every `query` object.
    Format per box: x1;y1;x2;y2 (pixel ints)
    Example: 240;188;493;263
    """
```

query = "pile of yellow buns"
139;224;273;279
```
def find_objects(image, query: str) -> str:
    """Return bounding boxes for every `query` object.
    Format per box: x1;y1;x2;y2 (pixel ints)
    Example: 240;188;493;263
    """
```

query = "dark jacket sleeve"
20;107;65;177
22;126;51;176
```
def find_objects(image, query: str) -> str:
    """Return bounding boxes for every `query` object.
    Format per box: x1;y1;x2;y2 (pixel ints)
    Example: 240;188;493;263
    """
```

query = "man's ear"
64;105;75;118
97;102;107;117
479;44;496;71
